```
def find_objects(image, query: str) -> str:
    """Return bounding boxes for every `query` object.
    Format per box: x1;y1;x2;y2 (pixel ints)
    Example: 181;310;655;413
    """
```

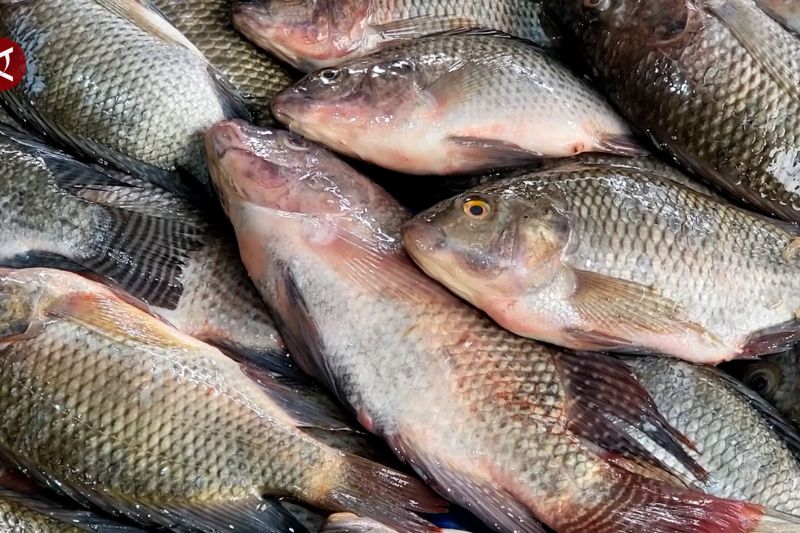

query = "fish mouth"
270;89;312;127
402;220;446;256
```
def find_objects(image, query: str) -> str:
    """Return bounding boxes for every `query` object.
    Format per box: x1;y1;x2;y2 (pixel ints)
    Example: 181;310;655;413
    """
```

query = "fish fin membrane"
207;64;252;122
741;320;800;356
81;205;204;309
272;262;340;395
706;0;800;101
594;133;649;157
0;489;143;532
94;0;204;56
371;15;476;39
702;365;800;458
239;362;354;431
321;454;446;533
322;512;465;533
217;342;308;382
447;136;543;169
556;350;707;482
569;472;769;533
389;435;546;533
0;88;202;200
570;269;723;349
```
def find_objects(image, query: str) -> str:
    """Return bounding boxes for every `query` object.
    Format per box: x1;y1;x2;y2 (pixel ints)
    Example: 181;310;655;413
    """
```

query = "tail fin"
568;473;778;533
83;207;203;310
323;455;447;533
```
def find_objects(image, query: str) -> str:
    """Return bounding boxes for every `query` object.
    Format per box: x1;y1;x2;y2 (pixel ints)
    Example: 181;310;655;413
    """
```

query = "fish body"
625;356;800;515
0;0;248;189
0;268;443;532
151;0;295;125
549;0;800;221
233;0;559;72
75;172;290;373
272;32;641;175
207;120;791;533
757;0;800;34
0;126;203;310
404;165;800;363
728;347;800;429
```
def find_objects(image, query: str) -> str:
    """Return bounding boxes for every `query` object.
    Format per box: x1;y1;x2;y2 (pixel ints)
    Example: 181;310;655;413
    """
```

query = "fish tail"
565;473;790;533
321;454;447;533
82;206;203;310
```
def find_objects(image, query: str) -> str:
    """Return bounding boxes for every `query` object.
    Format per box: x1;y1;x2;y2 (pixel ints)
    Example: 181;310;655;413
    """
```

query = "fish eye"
462;197;492;220
284;134;310;152
583;0;612;9
743;367;780;399
320;69;343;83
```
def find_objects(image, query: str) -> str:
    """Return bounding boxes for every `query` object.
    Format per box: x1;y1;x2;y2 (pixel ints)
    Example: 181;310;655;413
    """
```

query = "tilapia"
233;0;560;72
403;164;800;364
0;0;249;191
151;0;295;125
757;0;800;34
207;119;798;533
728;347;800;429
549;0;800;221
0;268;444;532
272;31;643;175
75;169;291;375
625;356;800;515
0;125;203;310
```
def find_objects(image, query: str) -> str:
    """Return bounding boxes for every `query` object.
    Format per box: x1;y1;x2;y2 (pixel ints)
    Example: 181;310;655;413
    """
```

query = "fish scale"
0;0;247;188
550;0;800;221
151;0;294;126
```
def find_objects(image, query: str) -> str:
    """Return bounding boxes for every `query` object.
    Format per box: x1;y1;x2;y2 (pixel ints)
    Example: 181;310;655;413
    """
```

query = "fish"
0;124;204;311
271;31;643;175
403;164;800;364
207;119;800;533
0;0;250;192
0;267;445;532
757;0;800;34
323;512;468;532
74;169;292;375
727;347;800;429
548;0;800;222
150;0;295;126
232;0;560;72
624;356;800;515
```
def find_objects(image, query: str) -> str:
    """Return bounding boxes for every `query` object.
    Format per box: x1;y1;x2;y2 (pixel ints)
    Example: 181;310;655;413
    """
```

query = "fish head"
734;350;800;427
551;0;692;45
233;0;370;71
272;58;426;158
206;120;406;240
402;186;571;306
0;269;46;341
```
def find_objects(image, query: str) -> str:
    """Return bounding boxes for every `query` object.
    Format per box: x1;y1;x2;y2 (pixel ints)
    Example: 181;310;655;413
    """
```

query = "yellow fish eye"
462;198;492;219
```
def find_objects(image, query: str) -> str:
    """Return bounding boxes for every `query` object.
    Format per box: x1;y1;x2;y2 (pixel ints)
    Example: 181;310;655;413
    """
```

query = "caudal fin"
567;473;787;533
322;455;447;533
83;207;204;310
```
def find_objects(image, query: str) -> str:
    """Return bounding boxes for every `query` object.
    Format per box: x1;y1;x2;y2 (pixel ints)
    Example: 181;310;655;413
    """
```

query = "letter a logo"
0;38;25;91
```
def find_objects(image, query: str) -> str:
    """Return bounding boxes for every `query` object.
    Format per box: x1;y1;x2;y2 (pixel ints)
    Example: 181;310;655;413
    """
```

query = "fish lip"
401;219;446;255
207;119;250;161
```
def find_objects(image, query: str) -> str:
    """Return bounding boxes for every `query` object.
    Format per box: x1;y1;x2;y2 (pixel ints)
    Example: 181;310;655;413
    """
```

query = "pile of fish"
1;0;800;531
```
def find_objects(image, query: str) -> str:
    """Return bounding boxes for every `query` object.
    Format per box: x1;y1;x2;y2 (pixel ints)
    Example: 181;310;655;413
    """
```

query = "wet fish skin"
0;0;248;189
0;268;444;532
757;0;800;34
0;125;204;310
151;0;295;126
403;165;800;364
207;119;787;533
76;171;290;373
625;356;800;515
548;0;800;222
728;348;800;429
233;0;559;72
272;32;641;175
